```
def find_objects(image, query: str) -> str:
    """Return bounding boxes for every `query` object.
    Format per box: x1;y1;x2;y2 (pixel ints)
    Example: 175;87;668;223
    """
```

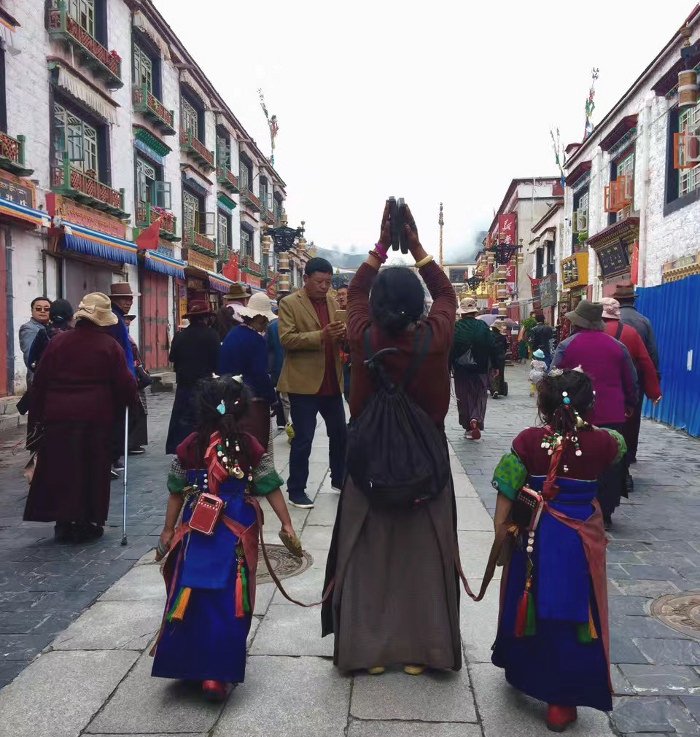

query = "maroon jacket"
347;261;456;427
31;320;137;426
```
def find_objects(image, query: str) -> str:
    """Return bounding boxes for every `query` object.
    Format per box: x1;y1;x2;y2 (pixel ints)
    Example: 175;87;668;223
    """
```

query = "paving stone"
619;664;700;695
88;734;206;737
457;531;501;580
680;694;700;722
611;664;636;695
52;600;162;651
348;722;482;737
635;638;700;666
612;580;682;598
252;581;276;616
270;548;327;606
0;649;137;737
248;603;333;657
98;561;165;601
351;667;477;722
470;662;614;736
299;524;333;549
305;492;341;526
86;652;223;734
612;696;700;734
455;498;494;532
608;596;651;616
213;656;350;737
461;577;499;664
610;635;649;664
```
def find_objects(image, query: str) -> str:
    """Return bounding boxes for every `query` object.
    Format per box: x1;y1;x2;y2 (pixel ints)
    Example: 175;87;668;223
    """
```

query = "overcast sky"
154;0;692;262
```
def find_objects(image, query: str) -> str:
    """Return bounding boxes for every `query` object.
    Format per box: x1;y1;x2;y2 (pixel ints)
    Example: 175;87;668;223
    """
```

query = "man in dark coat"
24;292;137;543
165;301;220;454
528;314;554;368
613;281;660;462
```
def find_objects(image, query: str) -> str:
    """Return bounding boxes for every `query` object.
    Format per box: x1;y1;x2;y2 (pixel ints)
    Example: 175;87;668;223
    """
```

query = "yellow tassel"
589;605;598;640
167;587;191;622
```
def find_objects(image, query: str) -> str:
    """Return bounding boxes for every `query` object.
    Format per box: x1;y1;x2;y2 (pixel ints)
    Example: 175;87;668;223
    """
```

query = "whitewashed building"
0;0;288;394
563;5;700;300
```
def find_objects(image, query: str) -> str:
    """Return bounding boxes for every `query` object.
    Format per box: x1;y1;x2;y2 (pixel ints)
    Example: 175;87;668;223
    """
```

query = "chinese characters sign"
498;213;517;245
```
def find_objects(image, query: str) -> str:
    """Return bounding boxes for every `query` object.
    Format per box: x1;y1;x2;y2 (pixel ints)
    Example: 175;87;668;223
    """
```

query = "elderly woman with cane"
24;293;137;543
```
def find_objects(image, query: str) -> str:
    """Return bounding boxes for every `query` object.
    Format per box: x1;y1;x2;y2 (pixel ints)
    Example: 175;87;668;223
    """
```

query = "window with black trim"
240;224;253;259
136;156;170;208
132;35;161;100
181;89;204;142
216;127;231;170
53;100;109;183
240;157;253;191
217;210;231;254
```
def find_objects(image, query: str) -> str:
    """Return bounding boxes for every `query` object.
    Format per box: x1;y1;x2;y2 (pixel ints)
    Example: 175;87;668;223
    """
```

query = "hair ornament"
216;400;226;415
232;374;244;385
572;365;584;373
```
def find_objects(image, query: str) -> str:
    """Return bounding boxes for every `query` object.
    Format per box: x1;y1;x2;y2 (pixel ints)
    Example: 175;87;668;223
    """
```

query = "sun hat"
237;291;277;322
223;283;249;301
601;297;621;320
108;282;140;298
612;280;636;302
74;292;118;327
184;300;214;319
533;349;545;360
457;297;478;315
565;299;604;331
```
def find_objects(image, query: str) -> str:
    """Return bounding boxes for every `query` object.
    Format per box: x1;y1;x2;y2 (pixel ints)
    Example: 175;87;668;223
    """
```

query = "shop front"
559;252;590;342
46;194;137;309
0;174;50;395
588;217;639;297
140;249;186;370
178;246;234;325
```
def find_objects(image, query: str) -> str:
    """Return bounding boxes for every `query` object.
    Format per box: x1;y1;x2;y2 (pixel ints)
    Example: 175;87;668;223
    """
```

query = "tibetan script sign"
0;173;35;209
46;193;126;239
183;247;216;273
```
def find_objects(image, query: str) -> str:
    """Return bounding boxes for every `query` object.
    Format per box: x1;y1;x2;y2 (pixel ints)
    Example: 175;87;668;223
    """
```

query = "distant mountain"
312;247;365;269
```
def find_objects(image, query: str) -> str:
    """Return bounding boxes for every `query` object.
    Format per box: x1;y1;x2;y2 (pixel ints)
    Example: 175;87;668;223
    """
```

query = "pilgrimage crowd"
13;202;662;732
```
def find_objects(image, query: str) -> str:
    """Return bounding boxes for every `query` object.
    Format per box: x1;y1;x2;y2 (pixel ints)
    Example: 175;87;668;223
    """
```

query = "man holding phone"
277;258;347;508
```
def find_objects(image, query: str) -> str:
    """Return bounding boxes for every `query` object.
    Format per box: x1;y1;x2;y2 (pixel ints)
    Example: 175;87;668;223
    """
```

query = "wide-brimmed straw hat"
612;280;635;302
184;300;214;319
601;297;621;320
457;297;478;315
223;283;249;301
565;299;604;331
108;282;139;298
236;292;277;322
74;292;118;327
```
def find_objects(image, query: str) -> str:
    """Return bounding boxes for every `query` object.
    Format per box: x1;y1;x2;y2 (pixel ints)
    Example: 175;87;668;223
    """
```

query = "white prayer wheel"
678;69;698;109
277;252;290;272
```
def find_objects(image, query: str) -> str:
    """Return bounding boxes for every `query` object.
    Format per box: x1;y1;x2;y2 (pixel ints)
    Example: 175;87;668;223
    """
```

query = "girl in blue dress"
491;369;625;732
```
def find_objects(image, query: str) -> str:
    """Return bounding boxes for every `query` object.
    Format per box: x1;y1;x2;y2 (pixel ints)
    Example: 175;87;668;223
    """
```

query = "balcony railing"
51;155;128;218
180;129;215;171
132;85;175;136
48;2;122;89
241;254;263;275
0;132;33;176
260;205;275;225
216;165;239;194
135;200;179;242
239;182;261;212
183;228;216;254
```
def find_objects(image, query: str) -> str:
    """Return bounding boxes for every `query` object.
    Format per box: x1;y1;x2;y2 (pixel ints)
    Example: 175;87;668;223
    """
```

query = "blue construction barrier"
636;275;700;437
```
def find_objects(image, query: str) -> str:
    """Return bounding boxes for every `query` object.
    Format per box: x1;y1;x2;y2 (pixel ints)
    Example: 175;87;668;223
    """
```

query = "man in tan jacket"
277;258;346;508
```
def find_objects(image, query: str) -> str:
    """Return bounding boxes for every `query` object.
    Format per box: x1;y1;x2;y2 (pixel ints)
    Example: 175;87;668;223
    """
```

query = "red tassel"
235;560;245;618
514;589;529;637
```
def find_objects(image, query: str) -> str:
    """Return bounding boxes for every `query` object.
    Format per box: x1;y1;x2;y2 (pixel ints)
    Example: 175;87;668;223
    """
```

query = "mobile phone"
397;198;409;253
387;196;401;251
335;309;347;323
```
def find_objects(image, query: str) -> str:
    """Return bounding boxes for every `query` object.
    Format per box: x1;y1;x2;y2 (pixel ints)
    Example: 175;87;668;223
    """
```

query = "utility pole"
438;202;444;267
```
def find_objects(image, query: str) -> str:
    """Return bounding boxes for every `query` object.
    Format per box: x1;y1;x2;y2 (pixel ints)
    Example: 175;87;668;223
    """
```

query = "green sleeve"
602;428;628;464
491;451;528;501
167;458;187;495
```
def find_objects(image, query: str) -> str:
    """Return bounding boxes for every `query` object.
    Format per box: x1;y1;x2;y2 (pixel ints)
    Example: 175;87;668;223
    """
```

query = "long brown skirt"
24;421;112;525
454;370;489;430
323;476;462;672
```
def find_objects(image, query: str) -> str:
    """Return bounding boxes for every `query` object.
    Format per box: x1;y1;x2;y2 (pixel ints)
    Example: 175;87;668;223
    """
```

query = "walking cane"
121;405;129;546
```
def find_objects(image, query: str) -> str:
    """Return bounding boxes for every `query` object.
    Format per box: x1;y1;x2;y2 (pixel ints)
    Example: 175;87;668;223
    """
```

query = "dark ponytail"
537;370;595;435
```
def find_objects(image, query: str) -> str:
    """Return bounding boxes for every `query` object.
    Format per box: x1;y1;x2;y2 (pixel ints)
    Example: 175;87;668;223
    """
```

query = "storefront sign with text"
46;194;126;239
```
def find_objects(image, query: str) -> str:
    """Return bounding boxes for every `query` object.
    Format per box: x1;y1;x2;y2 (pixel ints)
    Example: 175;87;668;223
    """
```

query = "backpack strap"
402;323;433;389
615;321;624;340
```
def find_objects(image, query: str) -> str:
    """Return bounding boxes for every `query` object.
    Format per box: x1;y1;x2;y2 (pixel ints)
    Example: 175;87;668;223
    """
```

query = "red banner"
498;213;517;245
630;241;639;285
222;252;239;281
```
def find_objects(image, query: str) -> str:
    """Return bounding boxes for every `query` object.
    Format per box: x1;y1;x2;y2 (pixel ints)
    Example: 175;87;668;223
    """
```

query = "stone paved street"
0;367;698;735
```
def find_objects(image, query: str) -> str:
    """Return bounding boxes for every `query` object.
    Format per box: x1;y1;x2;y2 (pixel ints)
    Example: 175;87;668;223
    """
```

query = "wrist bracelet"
369;247;388;263
415;254;434;268
374;241;389;260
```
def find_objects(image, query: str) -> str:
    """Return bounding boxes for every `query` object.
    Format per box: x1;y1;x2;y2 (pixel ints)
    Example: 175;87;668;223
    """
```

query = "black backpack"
346;325;450;509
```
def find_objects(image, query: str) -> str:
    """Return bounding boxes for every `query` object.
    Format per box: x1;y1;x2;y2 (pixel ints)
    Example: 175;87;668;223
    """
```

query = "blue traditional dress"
151;430;269;684
491;425;625;712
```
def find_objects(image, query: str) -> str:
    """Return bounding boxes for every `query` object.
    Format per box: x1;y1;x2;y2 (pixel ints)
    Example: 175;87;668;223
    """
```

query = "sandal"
278;530;303;559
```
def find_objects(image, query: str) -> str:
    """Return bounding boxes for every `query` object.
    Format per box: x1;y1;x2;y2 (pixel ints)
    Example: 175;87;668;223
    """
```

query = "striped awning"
144;250;186;279
61;223;137;265
0;198;51;228
207;271;234;293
